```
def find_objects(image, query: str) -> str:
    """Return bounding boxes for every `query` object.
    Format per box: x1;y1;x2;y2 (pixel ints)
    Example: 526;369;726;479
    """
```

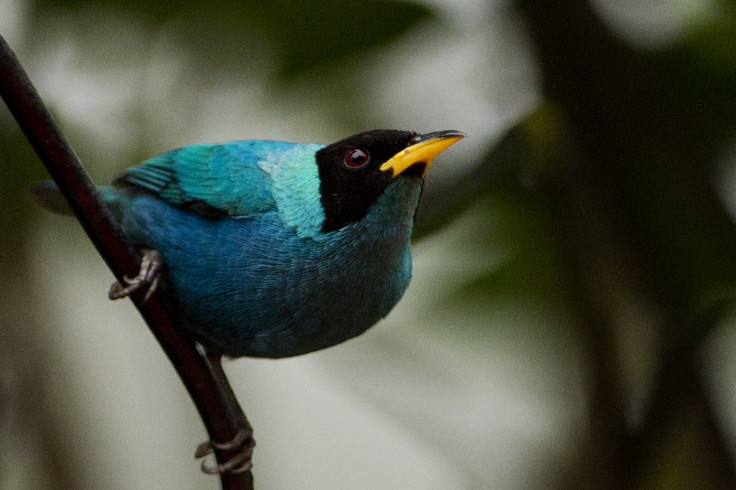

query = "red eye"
345;148;370;168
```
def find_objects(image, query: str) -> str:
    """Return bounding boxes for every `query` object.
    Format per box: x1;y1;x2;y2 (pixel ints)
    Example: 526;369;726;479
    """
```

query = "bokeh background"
3;0;736;488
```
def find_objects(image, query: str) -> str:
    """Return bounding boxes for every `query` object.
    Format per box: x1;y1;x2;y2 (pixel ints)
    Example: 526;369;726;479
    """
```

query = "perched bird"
32;129;465;358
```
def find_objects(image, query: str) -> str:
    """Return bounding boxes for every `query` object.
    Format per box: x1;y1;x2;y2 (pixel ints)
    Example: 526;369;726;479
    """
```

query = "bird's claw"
108;249;164;303
195;428;255;474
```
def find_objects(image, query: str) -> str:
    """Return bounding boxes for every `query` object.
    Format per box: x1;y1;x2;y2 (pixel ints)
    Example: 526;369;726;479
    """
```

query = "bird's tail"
30;181;128;218
29;181;74;215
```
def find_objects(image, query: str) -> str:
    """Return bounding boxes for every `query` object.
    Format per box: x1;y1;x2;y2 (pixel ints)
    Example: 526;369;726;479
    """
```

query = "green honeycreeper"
32;130;465;358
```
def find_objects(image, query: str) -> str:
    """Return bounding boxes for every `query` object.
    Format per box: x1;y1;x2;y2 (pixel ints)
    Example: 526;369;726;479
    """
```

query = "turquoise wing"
116;141;289;217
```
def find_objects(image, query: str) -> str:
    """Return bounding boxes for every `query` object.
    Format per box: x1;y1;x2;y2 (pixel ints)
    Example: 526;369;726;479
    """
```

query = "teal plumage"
32;130;464;358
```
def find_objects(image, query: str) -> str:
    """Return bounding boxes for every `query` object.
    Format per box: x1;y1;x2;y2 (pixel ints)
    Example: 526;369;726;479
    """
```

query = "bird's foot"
108;249;164;303
195;428;255;474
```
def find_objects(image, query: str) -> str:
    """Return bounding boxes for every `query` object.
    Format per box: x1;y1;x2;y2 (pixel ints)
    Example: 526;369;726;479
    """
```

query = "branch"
0;34;253;489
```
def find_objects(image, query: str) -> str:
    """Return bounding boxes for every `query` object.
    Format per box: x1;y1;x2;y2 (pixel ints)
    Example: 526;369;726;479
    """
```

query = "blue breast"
111;177;421;357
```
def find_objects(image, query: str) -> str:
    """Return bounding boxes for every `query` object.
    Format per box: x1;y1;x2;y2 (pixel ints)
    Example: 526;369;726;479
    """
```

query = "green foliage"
5;0;736;488
33;0;433;78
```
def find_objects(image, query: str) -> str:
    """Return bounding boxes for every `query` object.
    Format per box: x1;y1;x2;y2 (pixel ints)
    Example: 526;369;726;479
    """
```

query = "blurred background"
2;0;736;488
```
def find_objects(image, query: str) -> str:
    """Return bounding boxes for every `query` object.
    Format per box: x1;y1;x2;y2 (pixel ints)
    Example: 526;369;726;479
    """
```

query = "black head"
316;129;466;233
317;129;416;233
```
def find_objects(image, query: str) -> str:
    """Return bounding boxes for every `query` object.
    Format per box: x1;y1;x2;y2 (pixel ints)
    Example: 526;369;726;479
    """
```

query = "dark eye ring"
345;148;370;168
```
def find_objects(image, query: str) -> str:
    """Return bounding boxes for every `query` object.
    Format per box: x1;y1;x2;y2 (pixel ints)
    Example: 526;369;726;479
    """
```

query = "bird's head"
316;129;465;232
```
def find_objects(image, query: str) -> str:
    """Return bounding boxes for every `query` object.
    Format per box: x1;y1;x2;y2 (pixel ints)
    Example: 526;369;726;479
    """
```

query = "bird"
31;129;465;358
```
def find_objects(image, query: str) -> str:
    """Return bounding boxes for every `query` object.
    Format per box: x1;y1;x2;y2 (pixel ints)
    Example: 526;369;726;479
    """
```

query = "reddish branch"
0;34;253;489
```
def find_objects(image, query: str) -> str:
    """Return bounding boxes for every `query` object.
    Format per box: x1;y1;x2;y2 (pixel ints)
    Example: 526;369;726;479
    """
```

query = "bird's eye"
345;148;370;168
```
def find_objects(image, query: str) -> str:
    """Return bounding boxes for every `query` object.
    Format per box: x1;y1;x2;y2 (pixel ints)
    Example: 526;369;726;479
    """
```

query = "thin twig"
0;34;253;489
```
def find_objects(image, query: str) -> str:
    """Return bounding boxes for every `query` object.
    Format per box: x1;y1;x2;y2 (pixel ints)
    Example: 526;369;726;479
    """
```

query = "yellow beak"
380;130;466;178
